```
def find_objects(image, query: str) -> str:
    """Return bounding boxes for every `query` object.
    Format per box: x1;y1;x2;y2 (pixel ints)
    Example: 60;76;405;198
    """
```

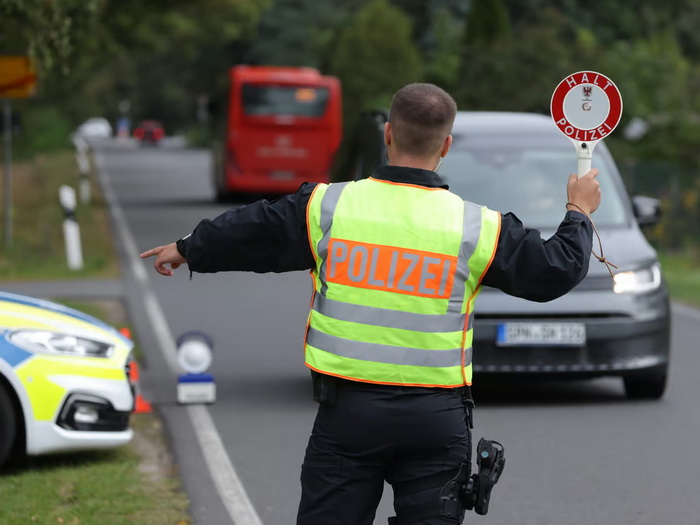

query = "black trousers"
297;380;471;525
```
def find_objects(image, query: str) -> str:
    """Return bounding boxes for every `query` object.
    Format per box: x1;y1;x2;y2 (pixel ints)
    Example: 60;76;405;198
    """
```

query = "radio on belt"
176;331;216;404
550;71;623;177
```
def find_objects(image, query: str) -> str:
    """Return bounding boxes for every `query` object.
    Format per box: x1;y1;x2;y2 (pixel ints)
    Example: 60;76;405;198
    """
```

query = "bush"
12;104;74;160
185;125;212;148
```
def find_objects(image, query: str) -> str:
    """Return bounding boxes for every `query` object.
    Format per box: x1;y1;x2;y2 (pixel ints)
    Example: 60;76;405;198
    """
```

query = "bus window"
242;85;330;118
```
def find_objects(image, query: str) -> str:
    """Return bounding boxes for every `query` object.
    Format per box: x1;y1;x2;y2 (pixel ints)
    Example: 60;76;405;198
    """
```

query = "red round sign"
550;71;623;143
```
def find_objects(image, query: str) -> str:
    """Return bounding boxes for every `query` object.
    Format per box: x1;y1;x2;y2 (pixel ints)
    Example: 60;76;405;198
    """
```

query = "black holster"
311;371;339;408
459;386;474;430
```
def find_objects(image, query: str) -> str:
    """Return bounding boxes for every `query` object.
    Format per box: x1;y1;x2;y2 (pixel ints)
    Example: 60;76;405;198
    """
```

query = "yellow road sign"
0;56;37;98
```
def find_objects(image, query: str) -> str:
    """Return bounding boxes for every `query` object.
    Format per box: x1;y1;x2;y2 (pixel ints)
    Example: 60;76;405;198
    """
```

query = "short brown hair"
389;83;457;158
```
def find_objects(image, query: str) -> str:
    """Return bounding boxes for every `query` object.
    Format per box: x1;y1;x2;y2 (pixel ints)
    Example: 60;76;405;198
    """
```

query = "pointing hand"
140;243;186;276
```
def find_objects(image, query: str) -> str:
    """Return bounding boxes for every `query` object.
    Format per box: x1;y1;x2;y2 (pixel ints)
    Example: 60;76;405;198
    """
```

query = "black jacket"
179;166;593;302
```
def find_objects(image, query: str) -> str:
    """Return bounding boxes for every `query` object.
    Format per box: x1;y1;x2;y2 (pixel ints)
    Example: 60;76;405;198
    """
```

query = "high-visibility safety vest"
305;177;501;387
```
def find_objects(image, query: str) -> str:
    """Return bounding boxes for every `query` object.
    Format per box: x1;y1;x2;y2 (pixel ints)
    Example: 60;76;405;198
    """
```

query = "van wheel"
0;383;17;467
623;366;668;400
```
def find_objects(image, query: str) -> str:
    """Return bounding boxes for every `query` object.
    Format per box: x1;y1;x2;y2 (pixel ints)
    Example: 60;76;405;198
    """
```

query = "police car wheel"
0;383;17;467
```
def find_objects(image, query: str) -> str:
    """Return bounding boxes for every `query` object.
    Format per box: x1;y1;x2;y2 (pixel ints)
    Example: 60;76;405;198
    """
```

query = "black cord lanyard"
566;202;618;279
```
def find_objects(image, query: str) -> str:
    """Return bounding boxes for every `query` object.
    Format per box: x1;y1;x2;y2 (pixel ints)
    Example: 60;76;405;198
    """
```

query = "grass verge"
0;151;119;281
0;413;190;525
658;251;700;309
0;300;190;524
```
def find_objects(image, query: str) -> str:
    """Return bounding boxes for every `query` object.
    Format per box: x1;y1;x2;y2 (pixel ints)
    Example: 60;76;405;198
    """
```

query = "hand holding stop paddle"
566;168;601;216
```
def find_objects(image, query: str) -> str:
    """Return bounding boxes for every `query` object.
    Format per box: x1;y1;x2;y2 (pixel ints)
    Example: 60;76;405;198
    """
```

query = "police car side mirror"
632;195;661;226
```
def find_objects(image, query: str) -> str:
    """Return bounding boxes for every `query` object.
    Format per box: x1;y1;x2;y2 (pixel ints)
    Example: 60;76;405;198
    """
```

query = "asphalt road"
101;143;700;525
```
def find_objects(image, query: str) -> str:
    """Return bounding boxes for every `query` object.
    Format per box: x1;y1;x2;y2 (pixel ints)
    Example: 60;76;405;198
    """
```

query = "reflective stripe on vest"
305;178;500;387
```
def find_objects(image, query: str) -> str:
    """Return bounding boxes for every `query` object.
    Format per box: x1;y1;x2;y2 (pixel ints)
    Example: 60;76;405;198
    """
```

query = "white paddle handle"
578;156;592;178
575;141;594;178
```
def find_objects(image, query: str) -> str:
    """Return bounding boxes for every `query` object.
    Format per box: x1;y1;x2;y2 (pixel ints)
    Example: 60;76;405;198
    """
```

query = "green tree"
330;0;421;117
93;0;268;129
458;8;596;114
601;31;700;169
464;0;511;46
506;0;682;45
423;7;463;93
1;0;269;154
246;0;348;68
328;0;421;180
0;0;102;75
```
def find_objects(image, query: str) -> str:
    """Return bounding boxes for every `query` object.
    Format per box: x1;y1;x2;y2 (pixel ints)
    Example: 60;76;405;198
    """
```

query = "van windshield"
439;141;628;228
242;85;329;117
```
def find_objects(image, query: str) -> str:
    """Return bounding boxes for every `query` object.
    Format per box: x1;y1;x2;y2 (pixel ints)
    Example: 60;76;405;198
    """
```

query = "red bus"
213;66;342;200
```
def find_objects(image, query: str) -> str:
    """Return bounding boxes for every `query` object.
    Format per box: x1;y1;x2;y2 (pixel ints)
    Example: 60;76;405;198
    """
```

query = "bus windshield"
242;85;330;117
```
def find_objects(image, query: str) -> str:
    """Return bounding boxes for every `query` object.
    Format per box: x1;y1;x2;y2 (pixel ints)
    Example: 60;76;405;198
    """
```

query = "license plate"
496;322;586;347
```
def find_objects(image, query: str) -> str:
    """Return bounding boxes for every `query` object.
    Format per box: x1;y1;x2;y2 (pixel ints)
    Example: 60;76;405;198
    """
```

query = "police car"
0;291;134;467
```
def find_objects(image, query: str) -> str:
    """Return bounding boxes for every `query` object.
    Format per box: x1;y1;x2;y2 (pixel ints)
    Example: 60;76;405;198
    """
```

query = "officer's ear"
440;134;453;158
384;122;392;147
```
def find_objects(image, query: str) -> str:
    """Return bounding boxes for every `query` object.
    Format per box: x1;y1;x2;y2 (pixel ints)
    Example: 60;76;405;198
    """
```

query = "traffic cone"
128;359;153;414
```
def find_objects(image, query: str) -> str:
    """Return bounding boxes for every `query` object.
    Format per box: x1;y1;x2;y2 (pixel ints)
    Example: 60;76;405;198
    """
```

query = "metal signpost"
550;71;623;177
2;100;10;246
0;56;37;247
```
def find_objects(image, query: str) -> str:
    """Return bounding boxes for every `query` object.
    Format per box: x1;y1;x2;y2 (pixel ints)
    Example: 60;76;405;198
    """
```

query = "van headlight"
613;263;662;294
9;331;114;358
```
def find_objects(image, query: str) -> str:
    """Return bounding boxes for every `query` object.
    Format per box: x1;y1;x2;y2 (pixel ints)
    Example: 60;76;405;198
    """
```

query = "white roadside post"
550;71;623;177
76;148;91;204
72;135;91;204
59;185;84;270
176;331;217;404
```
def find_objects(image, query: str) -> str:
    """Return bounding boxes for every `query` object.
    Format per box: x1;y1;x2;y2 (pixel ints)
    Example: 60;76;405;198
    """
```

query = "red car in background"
134;120;164;146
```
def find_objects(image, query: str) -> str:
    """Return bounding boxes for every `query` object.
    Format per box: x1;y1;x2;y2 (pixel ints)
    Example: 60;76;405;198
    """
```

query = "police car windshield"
439;140;628;228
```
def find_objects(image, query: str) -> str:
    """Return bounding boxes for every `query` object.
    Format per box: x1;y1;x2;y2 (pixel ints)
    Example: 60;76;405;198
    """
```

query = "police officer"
141;83;599;524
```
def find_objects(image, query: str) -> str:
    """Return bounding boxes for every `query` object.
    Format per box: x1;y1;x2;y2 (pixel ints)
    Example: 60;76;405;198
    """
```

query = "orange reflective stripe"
326;238;456;299
304;272;316;360
305;363;466;389
306;183;323;264
368;176;446;191
475;211;502;288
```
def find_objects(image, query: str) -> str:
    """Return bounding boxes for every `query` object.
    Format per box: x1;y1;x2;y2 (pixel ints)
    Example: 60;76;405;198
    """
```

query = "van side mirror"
632;195;661;226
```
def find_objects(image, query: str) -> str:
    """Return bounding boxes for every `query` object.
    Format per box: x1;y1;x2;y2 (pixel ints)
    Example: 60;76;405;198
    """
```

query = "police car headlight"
613;263;662;294
9;331;114;358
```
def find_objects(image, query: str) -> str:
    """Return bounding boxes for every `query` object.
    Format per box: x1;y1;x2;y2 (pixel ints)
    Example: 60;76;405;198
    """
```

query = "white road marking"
188;404;265;524
95;151;264;525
